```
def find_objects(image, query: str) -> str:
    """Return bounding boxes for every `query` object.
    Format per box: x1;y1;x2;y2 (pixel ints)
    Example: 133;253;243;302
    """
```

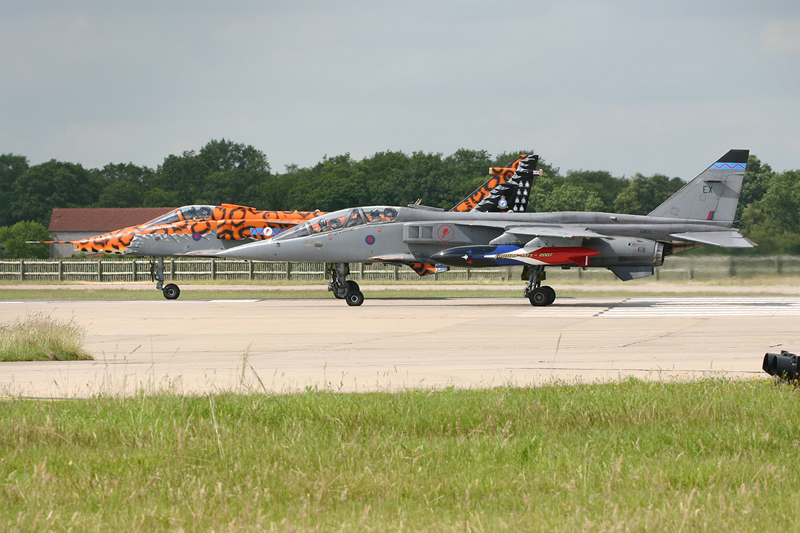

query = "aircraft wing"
669;231;755;248
452;221;606;239
503;225;608;239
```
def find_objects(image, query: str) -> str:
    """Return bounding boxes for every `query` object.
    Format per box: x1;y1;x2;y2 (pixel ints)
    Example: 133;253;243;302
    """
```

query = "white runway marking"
598;297;800;318
207;299;262;303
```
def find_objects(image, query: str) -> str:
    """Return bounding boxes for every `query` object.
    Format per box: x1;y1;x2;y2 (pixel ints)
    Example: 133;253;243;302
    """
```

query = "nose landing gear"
327;263;364;306
151;257;181;300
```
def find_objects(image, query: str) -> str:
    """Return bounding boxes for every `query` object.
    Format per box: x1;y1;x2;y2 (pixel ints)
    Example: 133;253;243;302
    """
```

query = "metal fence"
1;255;799;283
0;258;513;283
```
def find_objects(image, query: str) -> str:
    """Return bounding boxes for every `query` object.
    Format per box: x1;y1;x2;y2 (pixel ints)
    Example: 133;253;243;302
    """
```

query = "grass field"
2;379;799;532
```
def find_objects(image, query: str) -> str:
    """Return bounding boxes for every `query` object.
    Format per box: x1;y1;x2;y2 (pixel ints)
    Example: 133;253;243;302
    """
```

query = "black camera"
763;351;800;379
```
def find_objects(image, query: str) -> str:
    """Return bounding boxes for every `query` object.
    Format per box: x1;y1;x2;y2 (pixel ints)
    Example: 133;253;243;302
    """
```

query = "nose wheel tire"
163;283;181;300
346;290;364;306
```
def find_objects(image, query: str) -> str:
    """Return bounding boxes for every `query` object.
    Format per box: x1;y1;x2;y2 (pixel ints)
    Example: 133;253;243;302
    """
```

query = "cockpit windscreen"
273;206;398;241
142;205;214;228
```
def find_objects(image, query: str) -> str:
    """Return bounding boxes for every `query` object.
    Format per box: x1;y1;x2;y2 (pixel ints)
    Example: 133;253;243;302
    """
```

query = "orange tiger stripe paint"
48;204;322;255
449;155;527;212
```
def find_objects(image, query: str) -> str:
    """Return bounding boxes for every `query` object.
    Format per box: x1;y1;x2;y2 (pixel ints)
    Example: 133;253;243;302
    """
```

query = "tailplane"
450;154;538;212
648;149;749;224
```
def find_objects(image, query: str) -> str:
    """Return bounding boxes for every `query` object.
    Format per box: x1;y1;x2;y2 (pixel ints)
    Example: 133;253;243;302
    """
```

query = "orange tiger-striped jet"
42;204;321;256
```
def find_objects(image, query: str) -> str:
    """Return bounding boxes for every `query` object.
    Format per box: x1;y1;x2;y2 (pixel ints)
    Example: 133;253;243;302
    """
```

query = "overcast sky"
2;1;799;180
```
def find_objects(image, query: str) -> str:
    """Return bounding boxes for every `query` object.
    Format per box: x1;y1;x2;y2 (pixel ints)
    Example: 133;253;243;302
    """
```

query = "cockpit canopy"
143;205;215;228
273;206;399;241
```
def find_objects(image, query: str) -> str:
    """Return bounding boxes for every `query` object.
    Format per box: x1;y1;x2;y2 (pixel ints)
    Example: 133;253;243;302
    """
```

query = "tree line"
1;139;798;258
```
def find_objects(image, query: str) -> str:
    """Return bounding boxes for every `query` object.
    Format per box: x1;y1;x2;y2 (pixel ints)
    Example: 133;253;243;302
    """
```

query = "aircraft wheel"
542;286;556;305
163;283;180;300
528;287;549;307
345;290;364;306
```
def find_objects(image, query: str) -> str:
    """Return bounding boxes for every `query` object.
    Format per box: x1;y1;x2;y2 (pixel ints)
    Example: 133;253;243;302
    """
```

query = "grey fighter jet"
214;150;753;306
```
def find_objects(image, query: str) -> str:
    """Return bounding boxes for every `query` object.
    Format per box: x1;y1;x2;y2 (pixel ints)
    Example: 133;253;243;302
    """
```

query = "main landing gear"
523;265;556;307
150;257;181;300
327;263;364;306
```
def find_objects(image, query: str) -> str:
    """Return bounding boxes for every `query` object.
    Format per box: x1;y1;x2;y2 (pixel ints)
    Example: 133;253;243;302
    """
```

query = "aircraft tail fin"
648;149;749;224
450;154;538;213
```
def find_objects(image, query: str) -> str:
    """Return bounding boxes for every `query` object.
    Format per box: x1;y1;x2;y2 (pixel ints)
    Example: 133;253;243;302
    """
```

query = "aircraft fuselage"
213;149;752;306
219;206;727;265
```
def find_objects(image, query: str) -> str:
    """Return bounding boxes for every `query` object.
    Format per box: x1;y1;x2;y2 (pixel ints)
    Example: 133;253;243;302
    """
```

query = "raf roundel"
365;235;376;245
192;232;202;241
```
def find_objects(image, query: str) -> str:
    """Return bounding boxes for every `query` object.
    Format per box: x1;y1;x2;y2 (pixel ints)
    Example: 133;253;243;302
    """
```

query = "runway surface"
1;296;794;397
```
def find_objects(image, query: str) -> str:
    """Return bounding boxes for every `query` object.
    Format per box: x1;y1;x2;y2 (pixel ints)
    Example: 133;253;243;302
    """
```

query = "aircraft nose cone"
216;241;276;260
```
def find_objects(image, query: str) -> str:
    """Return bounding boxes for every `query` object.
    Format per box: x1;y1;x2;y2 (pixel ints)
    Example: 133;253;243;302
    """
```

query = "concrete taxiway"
1;296;795;397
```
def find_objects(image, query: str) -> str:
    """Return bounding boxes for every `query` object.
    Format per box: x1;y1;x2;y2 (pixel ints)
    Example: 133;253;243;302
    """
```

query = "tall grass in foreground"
1;379;799;532
0;313;92;361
